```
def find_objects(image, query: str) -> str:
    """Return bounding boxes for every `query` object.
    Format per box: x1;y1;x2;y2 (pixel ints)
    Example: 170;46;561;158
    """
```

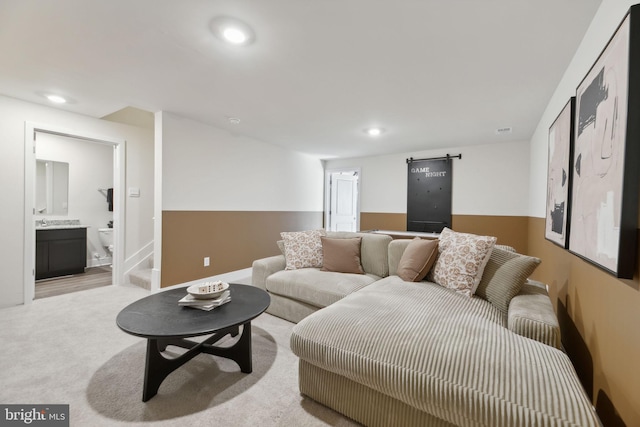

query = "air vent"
495;127;513;135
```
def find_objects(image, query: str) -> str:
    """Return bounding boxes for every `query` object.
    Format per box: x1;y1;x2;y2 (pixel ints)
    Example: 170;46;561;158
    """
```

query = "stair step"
129;268;152;290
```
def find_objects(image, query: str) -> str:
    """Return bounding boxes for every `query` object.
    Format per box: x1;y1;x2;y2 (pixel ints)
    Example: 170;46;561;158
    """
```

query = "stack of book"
178;290;231;311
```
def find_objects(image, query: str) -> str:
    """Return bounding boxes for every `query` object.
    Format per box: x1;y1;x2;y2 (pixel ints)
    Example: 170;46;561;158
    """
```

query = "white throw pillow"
429;227;497;297
280;230;326;270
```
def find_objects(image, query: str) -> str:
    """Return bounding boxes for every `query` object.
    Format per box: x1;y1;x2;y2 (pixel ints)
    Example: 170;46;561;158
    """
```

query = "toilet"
98;228;114;257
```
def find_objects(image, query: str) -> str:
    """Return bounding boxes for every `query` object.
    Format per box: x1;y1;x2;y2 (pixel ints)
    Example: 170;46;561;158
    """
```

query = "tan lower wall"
528;217;640;426
452;215;528;254
161;210;322;287
360;212;407;232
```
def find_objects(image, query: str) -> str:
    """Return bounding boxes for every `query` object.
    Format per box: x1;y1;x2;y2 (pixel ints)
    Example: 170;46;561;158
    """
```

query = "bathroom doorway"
23;123;126;303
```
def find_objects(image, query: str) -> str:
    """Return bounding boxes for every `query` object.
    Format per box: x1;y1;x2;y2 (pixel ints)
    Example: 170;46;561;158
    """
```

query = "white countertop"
36;225;90;230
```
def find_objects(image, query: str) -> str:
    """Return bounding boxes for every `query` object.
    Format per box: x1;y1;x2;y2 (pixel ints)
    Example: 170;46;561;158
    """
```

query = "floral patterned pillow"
428;228;497;297
280;230;326;270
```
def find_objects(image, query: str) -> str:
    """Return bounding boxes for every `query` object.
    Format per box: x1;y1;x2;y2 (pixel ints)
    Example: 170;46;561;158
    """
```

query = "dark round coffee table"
116;283;270;401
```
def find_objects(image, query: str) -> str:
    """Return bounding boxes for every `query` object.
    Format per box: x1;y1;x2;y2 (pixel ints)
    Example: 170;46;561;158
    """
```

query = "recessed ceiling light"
222;27;248;44
46;94;67;104
228;117;241;124
210;16;255;46
35;91;76;104
365;127;385;137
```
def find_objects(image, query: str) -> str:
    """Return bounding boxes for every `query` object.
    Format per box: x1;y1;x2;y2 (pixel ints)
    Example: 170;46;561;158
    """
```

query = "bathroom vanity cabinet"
36;228;87;280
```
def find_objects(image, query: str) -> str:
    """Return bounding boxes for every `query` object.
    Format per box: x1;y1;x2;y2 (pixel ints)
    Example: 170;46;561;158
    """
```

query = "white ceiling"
0;0;602;159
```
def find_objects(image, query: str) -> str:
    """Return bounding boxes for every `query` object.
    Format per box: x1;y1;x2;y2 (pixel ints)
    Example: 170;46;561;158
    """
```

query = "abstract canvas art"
569;8;640;278
546;98;574;248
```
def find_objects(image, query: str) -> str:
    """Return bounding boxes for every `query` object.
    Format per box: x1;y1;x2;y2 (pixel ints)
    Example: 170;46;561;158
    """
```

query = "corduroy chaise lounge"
253;232;601;426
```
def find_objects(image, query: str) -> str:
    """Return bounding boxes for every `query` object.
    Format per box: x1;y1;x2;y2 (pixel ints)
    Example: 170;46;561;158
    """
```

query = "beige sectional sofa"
251;231;601;426
252;231;393;323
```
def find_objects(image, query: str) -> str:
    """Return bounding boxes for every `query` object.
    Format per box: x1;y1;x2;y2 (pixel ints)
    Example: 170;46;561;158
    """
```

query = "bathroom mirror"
36;159;69;215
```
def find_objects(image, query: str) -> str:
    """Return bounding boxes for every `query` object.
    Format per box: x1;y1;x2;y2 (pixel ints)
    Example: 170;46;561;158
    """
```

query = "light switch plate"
128;187;140;197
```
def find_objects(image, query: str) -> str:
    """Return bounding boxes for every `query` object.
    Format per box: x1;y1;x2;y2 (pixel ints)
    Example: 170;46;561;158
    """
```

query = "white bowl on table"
187;281;229;300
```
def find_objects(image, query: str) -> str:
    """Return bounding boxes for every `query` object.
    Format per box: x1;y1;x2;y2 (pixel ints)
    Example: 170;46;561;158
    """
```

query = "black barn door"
407;158;452;233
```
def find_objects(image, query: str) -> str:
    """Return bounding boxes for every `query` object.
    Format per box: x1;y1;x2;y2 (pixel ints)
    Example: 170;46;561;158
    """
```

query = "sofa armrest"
508;279;562;350
252;255;286;291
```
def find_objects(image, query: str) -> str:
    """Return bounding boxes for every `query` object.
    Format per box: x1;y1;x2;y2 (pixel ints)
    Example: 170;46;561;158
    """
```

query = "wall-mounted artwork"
545;98;575;248
569;6;640;278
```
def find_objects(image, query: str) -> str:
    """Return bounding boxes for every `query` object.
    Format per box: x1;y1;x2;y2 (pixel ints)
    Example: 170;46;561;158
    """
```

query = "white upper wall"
529;0;637;217
160;112;324;212
0;95;154;308
325;139;530;216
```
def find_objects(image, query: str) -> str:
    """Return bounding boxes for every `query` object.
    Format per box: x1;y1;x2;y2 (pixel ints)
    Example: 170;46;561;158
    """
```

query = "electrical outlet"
204;257;210;267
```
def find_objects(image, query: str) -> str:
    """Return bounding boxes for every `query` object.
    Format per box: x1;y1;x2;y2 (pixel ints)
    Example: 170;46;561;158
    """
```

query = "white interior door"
329;172;358;232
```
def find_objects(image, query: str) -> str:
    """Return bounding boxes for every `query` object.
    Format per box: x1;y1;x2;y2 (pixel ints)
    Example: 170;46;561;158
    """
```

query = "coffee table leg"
236;322;252;373
201;322;253;373
141;323;253;401
143;339;167;402
142;338;200;402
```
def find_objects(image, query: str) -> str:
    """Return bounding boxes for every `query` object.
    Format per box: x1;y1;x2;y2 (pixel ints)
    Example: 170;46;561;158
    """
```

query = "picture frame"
568;6;640;278
545;98;575;248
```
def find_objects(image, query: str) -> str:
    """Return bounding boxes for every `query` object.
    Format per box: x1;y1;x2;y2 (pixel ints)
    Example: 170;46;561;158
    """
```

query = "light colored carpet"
0;284;359;426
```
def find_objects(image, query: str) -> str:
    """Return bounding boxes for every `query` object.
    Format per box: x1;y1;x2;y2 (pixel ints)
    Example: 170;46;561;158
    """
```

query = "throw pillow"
396;238;439;282
320;237;365;274
280;230;326;270
429;227;497;297
476;247;541;316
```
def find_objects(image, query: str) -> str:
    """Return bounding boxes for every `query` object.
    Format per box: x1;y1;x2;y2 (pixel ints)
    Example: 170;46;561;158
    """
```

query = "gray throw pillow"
475;247;541;316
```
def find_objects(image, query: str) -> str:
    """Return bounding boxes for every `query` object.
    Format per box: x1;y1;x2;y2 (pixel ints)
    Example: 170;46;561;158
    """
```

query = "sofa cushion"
388;239;417;274
326;232;392;277
429;228;497;297
475;247;541;316
266;268;379;308
396;238;438;282
281;230;325;270
321;237;365;274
